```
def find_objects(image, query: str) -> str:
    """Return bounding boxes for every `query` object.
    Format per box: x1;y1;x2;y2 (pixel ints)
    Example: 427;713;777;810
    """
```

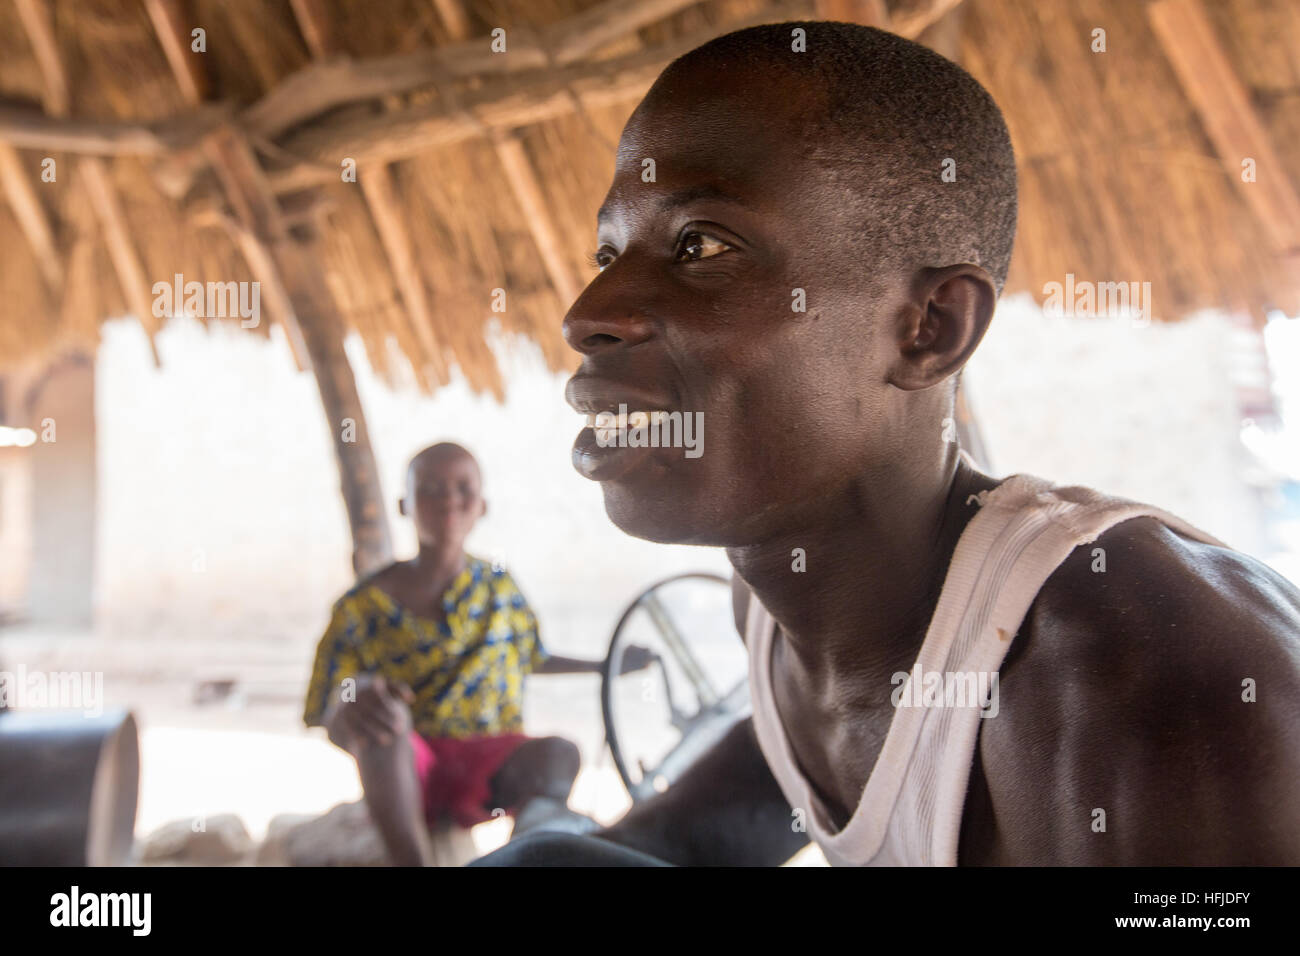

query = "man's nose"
562;269;655;355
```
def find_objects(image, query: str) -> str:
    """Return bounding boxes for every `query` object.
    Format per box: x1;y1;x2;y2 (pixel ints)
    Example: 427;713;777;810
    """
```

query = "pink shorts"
409;731;532;828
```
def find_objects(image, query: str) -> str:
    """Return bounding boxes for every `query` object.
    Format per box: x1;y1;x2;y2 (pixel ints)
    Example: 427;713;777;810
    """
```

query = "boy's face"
565;64;913;546
402;452;485;549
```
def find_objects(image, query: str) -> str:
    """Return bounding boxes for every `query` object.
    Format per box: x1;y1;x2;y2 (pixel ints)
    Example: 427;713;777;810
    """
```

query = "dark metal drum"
0;709;139;865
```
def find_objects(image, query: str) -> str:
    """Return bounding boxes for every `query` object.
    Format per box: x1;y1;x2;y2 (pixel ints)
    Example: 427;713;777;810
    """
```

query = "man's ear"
887;264;996;391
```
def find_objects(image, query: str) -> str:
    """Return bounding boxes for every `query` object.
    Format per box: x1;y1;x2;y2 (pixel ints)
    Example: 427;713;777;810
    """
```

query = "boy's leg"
355;732;437;867
487;736;581;808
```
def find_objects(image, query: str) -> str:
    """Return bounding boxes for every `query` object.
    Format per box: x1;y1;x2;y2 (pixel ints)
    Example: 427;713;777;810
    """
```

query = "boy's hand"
327;674;415;751
618;644;658;674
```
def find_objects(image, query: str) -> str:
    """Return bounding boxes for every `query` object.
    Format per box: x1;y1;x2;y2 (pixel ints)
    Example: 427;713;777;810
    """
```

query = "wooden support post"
286;248;395;577
146;0;394;576
205;124;395;577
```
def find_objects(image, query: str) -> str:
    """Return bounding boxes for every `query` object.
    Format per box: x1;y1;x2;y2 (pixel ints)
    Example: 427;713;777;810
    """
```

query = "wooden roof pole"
0;1;816;185
268;0;816;192
0;102;226;156
285;0;450;388
211;124;396;577
490;132;583;306
1149;0;1300;261
146;0;394;577
815;0;890;27
0;142;63;291
14;0;162;366
358;166;451;386
249;0;705;141
432;0;584;309
143;0;310;372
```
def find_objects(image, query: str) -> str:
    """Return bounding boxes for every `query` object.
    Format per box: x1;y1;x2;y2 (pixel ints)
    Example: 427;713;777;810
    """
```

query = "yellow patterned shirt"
303;556;548;739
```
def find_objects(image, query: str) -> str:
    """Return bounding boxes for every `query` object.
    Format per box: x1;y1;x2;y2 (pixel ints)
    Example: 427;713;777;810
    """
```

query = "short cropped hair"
665;21;1018;294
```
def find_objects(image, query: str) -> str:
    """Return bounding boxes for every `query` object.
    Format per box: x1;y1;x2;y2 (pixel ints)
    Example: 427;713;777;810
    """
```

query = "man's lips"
564;375;674;416
566;375;676;482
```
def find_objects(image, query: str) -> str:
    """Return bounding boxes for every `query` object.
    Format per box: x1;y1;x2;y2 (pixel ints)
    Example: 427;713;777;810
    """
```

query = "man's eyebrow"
596;184;749;225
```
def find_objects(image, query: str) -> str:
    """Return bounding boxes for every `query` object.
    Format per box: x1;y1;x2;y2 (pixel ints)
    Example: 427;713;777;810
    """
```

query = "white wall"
93;317;729;662
965;296;1269;558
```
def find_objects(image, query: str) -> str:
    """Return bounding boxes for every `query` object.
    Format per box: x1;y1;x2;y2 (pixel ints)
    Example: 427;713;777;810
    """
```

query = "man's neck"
728;452;992;693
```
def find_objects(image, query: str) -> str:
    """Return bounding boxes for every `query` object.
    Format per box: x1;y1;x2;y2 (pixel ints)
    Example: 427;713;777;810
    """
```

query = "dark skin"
563;59;1300;865
323;445;648;865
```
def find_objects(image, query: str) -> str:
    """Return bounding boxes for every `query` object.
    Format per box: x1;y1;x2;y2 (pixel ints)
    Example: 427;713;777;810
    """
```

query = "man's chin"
601;486;722;546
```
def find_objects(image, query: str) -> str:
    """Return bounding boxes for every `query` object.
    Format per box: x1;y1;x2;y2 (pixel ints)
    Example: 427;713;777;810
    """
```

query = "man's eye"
675;231;729;262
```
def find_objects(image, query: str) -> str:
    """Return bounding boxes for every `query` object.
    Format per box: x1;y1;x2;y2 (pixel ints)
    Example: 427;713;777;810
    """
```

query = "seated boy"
304;442;640;865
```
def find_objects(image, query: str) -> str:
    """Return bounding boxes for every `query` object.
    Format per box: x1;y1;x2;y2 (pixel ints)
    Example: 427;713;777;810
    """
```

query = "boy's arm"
594;716;810;865
532;654;601;674
531;647;656;675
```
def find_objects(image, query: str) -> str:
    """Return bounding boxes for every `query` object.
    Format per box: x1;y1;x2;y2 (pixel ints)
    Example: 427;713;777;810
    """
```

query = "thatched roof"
1;0;1297;397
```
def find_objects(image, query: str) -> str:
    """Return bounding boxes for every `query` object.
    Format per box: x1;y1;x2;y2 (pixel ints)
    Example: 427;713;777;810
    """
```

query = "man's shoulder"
978;515;1300;862
998;514;1300;722
1025;514;1300;668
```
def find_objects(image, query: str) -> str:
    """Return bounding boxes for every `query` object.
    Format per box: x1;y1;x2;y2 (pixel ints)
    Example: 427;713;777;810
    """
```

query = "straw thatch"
1;0;1297;396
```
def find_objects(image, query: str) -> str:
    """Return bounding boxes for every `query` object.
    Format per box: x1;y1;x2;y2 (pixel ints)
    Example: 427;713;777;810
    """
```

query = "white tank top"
745;473;1228;866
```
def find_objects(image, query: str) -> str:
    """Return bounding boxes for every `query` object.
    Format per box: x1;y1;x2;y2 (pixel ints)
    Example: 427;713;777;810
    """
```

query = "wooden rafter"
491;131;583;306
142;0;210;105
288;0;450;387
146;0;312;372
1148;0;1300;257
13;0;69;117
430;0;472;44
0;102;228;156
14;0;162;365
80;160;163;364
288;0;340;60
889;0;966;38
815;0;890;28
546;0;707;64
0;0;815;177
191;205;310;369
250;0;706;140
431;0;585;311
0;142;63;291
269;1;815;193
359;165;451;385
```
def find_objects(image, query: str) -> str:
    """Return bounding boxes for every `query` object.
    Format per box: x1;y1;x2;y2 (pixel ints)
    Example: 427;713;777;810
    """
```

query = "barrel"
0;709;139;865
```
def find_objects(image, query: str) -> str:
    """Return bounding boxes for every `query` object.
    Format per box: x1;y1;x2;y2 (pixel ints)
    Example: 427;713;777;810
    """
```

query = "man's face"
404;453;485;549
564;63;911;546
